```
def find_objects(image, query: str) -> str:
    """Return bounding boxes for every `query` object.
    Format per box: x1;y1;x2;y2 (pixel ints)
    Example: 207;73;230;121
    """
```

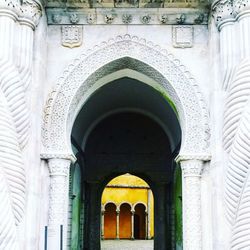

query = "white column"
47;158;71;250
131;210;135;240
101;208;105;240
179;159;204;250
147;189;151;239
116;209;120;239
145;211;148;240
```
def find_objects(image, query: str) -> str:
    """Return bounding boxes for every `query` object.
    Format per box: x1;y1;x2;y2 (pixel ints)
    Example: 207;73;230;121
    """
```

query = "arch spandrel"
41;34;210;159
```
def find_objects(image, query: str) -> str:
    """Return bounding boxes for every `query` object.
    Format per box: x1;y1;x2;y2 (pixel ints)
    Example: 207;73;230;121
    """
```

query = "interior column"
116;209;120;239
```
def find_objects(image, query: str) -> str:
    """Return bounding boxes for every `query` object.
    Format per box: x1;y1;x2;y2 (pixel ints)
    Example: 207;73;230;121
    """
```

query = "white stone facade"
0;0;250;249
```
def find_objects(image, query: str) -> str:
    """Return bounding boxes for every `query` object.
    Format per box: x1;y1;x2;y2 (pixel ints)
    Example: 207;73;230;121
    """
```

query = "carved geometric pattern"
223;60;250;249
41;34;210;159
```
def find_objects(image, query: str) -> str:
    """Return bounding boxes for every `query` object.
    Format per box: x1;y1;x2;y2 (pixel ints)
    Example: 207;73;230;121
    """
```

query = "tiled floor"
101;240;154;250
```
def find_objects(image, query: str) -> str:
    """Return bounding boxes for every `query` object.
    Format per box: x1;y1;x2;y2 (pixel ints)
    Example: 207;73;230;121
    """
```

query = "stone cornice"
0;0;42;29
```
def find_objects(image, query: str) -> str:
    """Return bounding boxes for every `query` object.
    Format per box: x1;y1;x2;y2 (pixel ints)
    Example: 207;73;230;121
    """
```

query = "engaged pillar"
179;159;204;250
47;158;71;250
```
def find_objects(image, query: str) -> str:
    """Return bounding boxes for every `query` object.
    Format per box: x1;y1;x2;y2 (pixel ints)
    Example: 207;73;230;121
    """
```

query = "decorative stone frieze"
86;12;96;24
176;13;186;24
69;13;79;24
122;13;133;24
46;8;208;25
159;14;168;23
104;13;115;24
140;14;151;24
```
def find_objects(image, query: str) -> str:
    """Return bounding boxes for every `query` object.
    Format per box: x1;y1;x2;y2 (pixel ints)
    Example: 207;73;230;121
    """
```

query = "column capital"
19;0;42;28
48;158;71;176
0;0;42;29
233;0;250;18
179;159;204;177
212;0;234;30
175;154;211;162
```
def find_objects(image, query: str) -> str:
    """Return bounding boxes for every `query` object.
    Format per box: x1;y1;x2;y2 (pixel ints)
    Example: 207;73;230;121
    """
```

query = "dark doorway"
134;214;140;239
70;77;182;250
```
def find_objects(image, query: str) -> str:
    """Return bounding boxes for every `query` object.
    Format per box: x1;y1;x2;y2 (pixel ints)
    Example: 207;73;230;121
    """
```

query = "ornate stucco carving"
212;0;234;29
234;0;250;16
0;6;37;248
212;0;250;29
223;60;250;249
0;0;42;28
0;90;26;249
41;34;210;160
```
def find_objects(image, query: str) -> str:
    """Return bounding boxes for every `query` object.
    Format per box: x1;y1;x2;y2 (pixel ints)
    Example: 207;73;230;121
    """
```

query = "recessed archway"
41;35;210;250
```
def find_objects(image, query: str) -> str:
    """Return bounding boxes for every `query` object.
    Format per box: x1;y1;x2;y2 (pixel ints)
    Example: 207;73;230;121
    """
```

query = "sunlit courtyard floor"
101;240;154;250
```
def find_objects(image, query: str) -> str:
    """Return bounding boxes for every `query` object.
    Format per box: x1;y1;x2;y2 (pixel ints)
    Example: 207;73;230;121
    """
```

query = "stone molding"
176;154;211;162
180;159;204;177
41;34;210;159
46;8;208;25
0;0;42;29
212;0;250;30
41;152;76;162
48;158;71;176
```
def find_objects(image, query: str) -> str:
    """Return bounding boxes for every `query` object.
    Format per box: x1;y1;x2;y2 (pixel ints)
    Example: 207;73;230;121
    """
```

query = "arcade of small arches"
101;202;150;240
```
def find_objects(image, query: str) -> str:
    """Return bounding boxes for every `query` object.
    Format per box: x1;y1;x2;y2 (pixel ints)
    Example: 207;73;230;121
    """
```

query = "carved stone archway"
41;34;210;250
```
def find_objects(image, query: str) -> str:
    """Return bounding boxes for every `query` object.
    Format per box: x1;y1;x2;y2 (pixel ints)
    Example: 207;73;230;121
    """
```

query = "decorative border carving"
41;34;210;159
46;8;208;25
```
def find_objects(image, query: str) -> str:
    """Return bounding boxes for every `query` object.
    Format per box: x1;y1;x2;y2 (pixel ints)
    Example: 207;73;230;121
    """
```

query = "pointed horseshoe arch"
41;34;210;159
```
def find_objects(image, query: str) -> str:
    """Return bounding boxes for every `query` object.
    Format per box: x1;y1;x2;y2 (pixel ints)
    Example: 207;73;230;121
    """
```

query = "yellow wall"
102;174;154;238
